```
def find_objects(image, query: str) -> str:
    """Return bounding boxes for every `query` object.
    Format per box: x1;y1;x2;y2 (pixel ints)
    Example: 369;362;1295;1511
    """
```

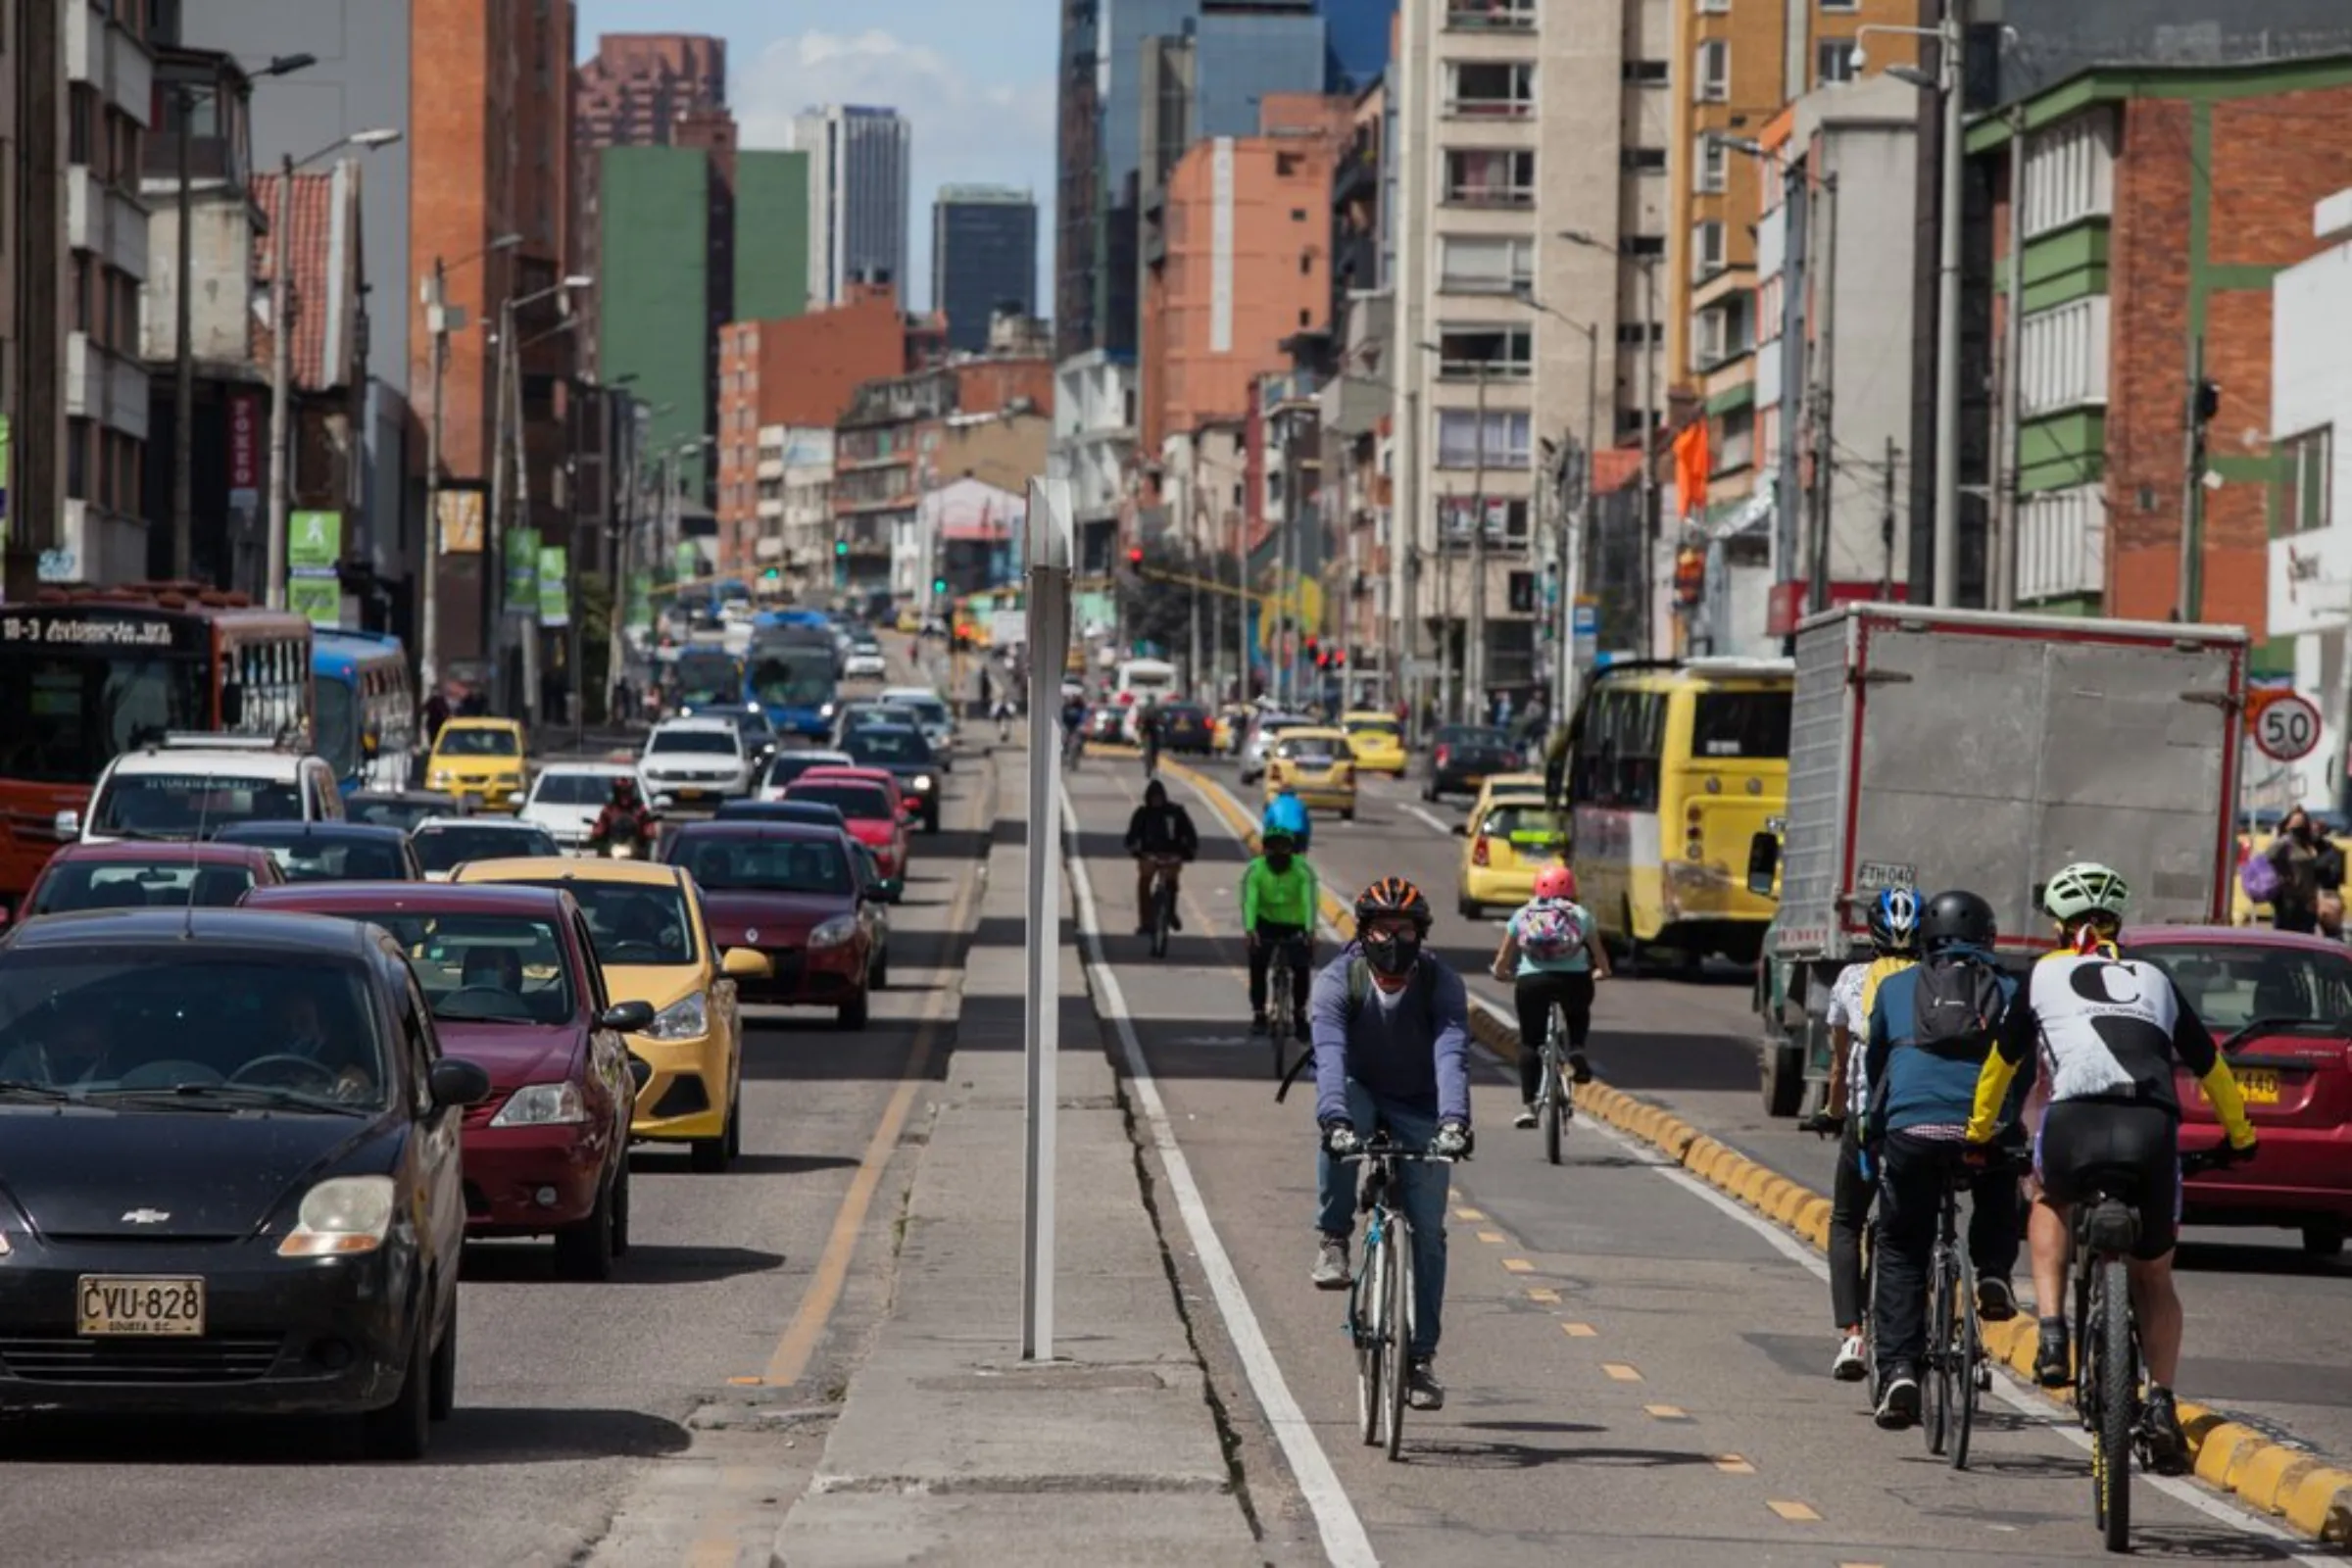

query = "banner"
503;527;540;613
288;511;342;573
227;394;260;508
286;576;340;627
437;490;484;555
537;546;569;627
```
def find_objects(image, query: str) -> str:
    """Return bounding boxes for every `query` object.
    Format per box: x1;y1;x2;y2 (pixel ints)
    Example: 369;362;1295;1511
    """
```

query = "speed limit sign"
2253;692;2322;761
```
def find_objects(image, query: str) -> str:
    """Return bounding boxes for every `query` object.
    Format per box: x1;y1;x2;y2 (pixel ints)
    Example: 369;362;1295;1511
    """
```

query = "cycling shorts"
2034;1100;2180;1261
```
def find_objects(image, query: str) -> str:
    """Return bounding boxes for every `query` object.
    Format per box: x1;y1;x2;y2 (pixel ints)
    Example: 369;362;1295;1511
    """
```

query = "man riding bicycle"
1311;877;1473;1411
1489;864;1609;1127
1820;885;1922;1382
1243;830;1318;1039
1060;692;1088;762
1262;782;1313;856
1137;697;1162;775
1965;860;2258;1472
1123;778;1200;936
1861;889;2025;1430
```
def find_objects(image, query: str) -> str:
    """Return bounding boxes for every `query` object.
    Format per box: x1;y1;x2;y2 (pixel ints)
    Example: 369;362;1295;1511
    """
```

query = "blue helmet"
1866;886;1922;954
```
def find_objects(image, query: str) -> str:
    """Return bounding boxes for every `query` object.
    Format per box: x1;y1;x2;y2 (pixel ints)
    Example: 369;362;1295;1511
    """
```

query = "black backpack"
1910;954;2006;1059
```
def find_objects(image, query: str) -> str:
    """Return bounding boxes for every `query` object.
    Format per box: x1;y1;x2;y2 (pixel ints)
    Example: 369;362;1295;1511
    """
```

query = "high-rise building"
0;0;67;595
574;34;725;147
793;105;911;309
933;186;1038;354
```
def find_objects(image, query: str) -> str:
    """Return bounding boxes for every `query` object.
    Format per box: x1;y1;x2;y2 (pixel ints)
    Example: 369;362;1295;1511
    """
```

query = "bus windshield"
0;648;208;784
752;650;837;708
672;654;740;705
1690;690;1792;760
315;677;358;779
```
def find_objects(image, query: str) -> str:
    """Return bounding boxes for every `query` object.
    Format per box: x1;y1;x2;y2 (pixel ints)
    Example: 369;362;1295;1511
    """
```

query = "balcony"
2017;485;2107;604
1444;151;1534;209
1445;0;1536;31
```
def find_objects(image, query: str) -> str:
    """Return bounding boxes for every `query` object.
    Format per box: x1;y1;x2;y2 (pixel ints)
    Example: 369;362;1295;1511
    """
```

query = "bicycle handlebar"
1336;1137;1460;1167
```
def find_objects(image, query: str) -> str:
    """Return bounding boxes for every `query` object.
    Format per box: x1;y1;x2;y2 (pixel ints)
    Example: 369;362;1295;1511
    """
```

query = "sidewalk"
772;746;1263;1566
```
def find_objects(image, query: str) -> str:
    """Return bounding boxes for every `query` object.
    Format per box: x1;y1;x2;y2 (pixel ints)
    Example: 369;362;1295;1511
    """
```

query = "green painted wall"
2016;592;2100;618
2017;410;2106;496
599;147;711;501
1997;220;2110;313
735;151;809;322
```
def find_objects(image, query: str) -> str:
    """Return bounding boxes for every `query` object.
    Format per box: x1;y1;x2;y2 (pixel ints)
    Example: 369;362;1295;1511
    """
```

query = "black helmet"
1919;890;1995;955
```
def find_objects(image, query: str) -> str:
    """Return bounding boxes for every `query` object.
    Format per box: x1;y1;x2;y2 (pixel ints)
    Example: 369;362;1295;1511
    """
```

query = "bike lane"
1066;758;2331;1564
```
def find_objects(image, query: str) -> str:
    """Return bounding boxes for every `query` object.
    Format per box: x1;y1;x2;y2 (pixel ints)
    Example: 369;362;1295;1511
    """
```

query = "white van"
74;736;344;846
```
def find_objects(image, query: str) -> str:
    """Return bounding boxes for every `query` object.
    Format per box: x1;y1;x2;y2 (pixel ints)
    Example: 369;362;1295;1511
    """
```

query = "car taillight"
1436;745;1451;767
1472;836;1491;867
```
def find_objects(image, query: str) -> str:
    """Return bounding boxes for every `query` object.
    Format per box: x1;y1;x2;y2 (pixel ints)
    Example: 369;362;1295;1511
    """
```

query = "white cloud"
735;29;1054;312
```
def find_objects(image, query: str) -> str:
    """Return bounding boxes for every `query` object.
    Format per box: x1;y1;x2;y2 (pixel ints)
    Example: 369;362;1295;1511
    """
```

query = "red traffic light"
1126;548;1145;567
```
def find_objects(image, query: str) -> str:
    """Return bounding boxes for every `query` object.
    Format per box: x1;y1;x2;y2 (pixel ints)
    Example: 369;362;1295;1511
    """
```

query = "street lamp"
485;272;594;719
1560;228;1663;657
264;126;402;612
419;231;523;692
1511;287;1600;722
1856;17;1965;606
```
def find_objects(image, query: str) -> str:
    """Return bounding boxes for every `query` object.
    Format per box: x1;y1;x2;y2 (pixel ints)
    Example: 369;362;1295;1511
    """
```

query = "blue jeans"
1314;1080;1450;1359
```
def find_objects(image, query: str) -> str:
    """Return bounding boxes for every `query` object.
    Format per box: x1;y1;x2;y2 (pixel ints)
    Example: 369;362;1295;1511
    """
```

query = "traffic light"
761;566;780;582
1126;547;1145;571
834;539;850;558
932;575;949;596
2193;378;2222;424
1303;635;1321;667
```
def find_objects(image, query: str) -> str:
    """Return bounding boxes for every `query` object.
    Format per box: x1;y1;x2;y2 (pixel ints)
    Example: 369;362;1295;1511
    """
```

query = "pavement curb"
1159;753;2352;1549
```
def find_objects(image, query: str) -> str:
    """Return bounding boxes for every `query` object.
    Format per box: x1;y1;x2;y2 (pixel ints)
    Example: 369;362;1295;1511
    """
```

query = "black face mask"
1361;928;1421;979
1266;853;1293;873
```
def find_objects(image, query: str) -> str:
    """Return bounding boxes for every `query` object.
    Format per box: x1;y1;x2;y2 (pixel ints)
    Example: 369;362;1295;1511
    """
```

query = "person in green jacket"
1243;829;1318;1039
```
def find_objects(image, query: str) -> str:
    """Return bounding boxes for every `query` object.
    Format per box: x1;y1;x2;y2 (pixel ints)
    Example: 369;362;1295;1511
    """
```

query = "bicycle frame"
1923;1160;1991;1469
1340;1133;1456;1460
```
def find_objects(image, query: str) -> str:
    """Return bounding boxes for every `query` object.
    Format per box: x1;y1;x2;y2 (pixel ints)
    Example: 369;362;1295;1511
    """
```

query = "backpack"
1910;955;2007;1058
1514;902;1585;960
2240;851;2282;906
1344;955;1442;1034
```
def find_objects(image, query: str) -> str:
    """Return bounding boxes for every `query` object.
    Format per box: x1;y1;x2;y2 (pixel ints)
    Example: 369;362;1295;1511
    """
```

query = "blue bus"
746;621;839;738
313;628;416;794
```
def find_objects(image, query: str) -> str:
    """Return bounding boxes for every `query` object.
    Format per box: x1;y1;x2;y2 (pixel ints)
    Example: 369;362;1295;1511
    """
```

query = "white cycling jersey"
2013;954;2198;1112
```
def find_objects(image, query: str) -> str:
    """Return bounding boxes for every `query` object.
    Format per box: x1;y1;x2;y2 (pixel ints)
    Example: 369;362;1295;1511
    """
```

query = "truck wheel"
1762;1039;1805;1118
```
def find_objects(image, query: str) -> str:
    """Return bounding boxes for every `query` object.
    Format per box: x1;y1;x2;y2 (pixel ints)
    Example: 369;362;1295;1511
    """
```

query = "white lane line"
1057;789;1378;1568
1401;803;1456;837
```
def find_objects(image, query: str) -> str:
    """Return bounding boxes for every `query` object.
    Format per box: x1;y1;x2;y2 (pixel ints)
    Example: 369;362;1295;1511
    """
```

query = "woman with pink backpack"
1490;864;1612;1128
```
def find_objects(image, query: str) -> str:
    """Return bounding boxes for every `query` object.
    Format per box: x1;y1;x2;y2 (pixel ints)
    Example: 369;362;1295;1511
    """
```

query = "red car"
785;774;909;896
23;840;284;918
664;820;877;1028
244;882;645;1279
2125;924;2352;1255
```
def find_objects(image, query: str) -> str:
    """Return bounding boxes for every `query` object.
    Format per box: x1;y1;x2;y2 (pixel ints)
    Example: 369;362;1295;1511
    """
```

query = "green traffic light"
834;540;849;556
932;578;948;594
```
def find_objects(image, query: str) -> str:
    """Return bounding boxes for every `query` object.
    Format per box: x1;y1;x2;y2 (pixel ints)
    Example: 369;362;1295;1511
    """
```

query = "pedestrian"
2264;808;2334;934
421;690;451;750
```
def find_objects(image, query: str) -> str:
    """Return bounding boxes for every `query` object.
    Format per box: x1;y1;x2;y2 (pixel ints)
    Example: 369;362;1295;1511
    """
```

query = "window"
1438;234;1534;295
1436;324;1533;379
1435;410;1531;468
1691;689;1791;759
1697;0;1731;11
1446;61;1535;118
1690;220;1726;281
1698;139;1728;193
1622;59;1669;84
1816;40;1859;83
1628;234;1667;258
1622;146;1667;173
1445;0;1536;30
2017;485;2106;602
1617;320;1664;346
1821;0;1859;11
1445;149;1534;207
1694;308;1729;369
1693;39;1730;102
2023;113;2116;238
2017;296;2109;416
2282;427;2332;535
1440;495;1531;543
68;86;95;167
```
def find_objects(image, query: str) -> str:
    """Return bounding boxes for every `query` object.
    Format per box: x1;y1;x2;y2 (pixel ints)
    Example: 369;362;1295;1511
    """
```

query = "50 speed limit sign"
2253;692;2322;762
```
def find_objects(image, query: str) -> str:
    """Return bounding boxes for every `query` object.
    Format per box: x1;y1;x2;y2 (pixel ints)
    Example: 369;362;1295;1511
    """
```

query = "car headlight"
644;991;709;1040
809;914;859;950
911;774;933;792
820;702;837;718
491;1081;587;1127
427;768;453;788
276;1175;396;1257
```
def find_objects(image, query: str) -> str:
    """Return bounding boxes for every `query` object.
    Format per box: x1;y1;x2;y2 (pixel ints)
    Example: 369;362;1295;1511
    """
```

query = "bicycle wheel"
1268;966;1291;1081
2096;1257;2134;1551
1923;1246;1952;1455
1353;1224;1386;1446
1150;874;1171;958
1384;1214;1414;1461
1952;1247;1982;1471
1541;1029;1563;1166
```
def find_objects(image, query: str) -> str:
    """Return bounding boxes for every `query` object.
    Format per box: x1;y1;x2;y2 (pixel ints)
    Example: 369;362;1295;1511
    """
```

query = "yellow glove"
2198;1062;2257;1151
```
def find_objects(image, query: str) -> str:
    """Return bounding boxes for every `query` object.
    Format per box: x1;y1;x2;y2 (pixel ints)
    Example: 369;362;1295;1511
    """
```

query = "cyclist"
1135;696;1162;776
1311;877;1473;1411
1262;782;1313;856
1060;691;1088;765
1965;860;2258;1472
1820;885;1922;1382
1242;829;1318;1040
1122;778;1200;936
1861;889;2026;1430
1488;864;1609;1127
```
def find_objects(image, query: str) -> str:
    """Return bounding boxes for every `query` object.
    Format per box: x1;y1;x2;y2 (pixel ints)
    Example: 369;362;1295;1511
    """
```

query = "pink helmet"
1534;865;1578;902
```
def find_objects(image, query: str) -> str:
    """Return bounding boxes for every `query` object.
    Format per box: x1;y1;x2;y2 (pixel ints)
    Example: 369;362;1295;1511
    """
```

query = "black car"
716;799;850;832
1152;704;1214;755
347;790;466;832
1422;725;1524;803
0;908;492;1455
841;724;942;832
216;821;425;882
703;704;779;768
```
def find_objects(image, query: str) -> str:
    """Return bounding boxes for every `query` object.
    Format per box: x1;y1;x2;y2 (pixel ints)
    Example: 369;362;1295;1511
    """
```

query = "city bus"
313;628;416;794
0;583;314;910
1555;657;1793;966
747;623;840;739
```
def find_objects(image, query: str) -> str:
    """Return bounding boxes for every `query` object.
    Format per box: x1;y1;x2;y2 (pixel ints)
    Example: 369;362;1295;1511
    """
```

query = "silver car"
1239;711;1315;784
880;686;956;772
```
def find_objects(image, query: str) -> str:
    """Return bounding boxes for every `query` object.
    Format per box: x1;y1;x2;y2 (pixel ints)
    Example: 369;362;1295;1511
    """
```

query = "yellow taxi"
425;716;529;812
1456;792;1567;918
1264;726;1357;820
1467;770;1552;826
453;857;771;1171
1341;710;1408;777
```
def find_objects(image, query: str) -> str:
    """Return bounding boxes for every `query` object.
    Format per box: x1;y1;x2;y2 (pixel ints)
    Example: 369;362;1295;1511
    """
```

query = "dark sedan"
1152;704;1215;755
840;723;942;832
246;884;645;1278
0;908;491;1456
1422;725;1525;803
347;790;466;832
23;842;285;916
664;821;877;1028
216;821;423;882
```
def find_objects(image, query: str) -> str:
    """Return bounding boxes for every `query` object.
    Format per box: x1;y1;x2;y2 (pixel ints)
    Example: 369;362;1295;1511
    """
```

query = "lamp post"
1511;287;1599;723
485;272;592;717
419;231;521;694
1560;229;1661;656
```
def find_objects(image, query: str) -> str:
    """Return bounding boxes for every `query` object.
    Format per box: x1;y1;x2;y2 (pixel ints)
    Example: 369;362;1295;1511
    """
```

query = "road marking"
1765;1500;1821;1523
1644;1403;1690;1421
1602;1362;1642;1382
1526;1287;1560;1304
1476;1230;1507;1244
1402;803;1455;836
1059;789;1378;1568
1560;1322;1596;1338
1501;1257;1534;1273
725;1375;760;1386
1715;1454;1756;1475
1455;1206;1487;1221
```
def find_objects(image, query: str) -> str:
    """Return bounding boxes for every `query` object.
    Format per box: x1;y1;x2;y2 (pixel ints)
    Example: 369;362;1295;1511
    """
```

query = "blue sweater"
1865;948;2021;1135
1308;948;1473;1126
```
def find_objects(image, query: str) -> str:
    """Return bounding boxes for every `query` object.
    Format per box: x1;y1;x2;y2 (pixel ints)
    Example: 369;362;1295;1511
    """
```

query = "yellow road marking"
1644;1403;1689;1420
1715;1454;1756;1475
1455;1207;1487;1221
1602;1362;1642;1382
1501;1257;1534;1273
1561;1322;1596;1338
1766;1500;1822;1522
726;1375;760;1386
1476;1230;1507;1244
1526;1287;1560;1303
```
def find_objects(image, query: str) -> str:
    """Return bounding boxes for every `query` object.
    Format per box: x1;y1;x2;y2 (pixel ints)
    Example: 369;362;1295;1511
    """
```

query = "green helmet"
2044;861;2130;925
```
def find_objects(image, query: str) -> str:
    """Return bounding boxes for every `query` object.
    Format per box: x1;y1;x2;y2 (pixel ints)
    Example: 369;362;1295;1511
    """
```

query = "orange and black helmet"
1355;875;1431;933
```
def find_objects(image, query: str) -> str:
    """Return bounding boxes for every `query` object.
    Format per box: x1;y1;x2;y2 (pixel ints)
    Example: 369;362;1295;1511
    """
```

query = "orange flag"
1672;420;1712;520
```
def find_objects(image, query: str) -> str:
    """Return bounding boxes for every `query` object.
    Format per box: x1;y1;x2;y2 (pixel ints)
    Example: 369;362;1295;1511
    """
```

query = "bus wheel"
1762;1038;1805;1118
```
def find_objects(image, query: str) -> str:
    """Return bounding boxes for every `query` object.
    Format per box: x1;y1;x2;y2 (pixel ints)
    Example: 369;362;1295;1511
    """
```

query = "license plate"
677;789;710;802
2238;1068;2282;1106
76;1275;205;1338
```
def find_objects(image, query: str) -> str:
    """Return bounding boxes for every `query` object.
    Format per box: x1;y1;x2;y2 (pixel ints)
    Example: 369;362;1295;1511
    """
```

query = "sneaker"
1310;1235;1350;1289
1832;1333;1868;1383
2034;1318;2071;1388
1978;1275;2019;1324
1875;1365;1921;1430
1250;1014;1269;1037
1406;1356;1446;1411
1568;1050;1593;1085
2141;1385;2190;1476
1514;1102;1539;1130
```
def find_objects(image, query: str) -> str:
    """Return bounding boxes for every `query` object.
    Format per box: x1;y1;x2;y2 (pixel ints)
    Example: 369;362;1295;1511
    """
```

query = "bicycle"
1267;942;1300;1080
1533;1001;1577;1165
1144;855;1181;959
2069;1145;2245;1552
1061;727;1085;771
1923;1150;2016;1470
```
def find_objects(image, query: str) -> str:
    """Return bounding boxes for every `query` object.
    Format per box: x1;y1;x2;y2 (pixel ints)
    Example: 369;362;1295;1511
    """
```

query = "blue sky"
577;0;1057;315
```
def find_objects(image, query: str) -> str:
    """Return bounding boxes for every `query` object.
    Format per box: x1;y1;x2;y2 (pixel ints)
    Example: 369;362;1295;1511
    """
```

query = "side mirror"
721;946;774;980
428;1056;494;1109
600;1000;657;1033
1746;831;1781;898
1450;821;1467;837
53;809;79;844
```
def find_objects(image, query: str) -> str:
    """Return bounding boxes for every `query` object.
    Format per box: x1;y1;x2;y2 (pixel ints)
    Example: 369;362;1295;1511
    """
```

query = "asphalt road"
0;746;996;1568
1068;752;2346;1563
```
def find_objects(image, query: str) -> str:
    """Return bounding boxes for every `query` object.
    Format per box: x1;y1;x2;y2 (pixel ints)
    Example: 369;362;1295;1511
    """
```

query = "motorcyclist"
589;777;659;858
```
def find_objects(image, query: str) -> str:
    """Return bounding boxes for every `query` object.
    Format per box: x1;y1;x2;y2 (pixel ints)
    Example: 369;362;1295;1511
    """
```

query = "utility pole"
486;296;513;708
1234;471;1250;704
1400;385;1422;732
264;150;295;610
1438;489;1455;724
171;85;196;581
1809;174;1838;614
1881;436;1899;601
1931;0;1967;607
422;258;451;691
2178;337;2219;622
1467;359;1490;721
1638;256;1661;657
7;0;63;600
1994;107;2027;612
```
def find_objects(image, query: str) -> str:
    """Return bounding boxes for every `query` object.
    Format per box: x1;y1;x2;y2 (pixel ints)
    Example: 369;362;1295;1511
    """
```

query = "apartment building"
793;105;911;308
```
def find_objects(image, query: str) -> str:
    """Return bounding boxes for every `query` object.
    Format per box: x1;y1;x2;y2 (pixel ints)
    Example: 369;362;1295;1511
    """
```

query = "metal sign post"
1021;476;1076;1361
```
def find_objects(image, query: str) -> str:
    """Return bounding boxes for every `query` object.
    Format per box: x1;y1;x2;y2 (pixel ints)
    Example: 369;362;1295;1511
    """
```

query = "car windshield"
92;772;302;838
29;860;258;914
764;754;850;788
751;653;835;707
0;953;388;1110
511;880;695;966
846;706;919;730
436;727;520;759
847;729;929;765
717;803;844;828
348;795;446;831
230;834;411;883
1480;804;1560;844
789;783;892;822
729;710;775;740
891;696;948;724
1279;738;1340;764
1690;691;1791;760
2132;942;2352;1035
412;824;560;874
1346;717;1398;738
532;772;628;806
676;836;854;895
338;912;574;1025
650;729;739;757
1440;726;1512;751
